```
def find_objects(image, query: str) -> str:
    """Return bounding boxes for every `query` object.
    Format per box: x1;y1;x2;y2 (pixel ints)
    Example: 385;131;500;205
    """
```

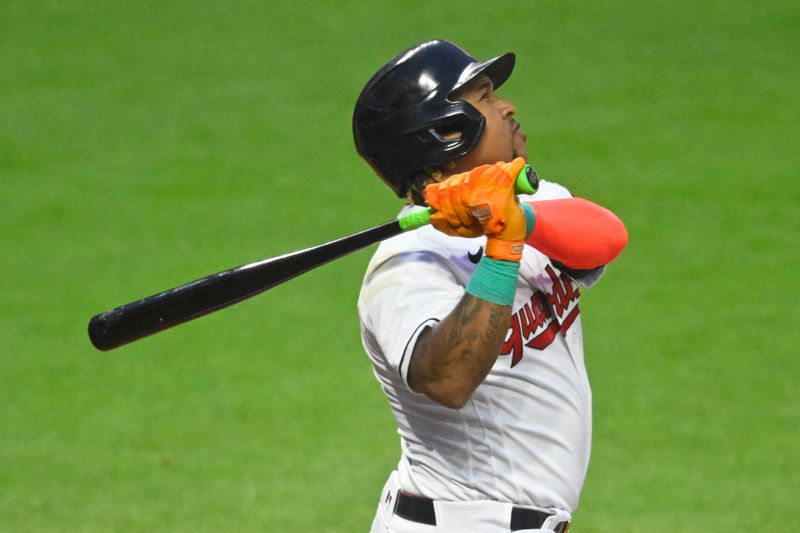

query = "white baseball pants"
369;471;572;533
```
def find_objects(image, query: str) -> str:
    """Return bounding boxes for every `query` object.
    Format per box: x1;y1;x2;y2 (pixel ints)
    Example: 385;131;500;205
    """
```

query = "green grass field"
2;1;798;531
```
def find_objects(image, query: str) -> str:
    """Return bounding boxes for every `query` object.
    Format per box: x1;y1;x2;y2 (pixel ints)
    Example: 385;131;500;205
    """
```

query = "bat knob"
515;164;539;194
524;165;539;191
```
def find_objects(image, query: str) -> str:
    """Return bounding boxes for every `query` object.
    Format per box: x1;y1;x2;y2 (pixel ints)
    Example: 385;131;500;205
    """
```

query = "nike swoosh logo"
468;246;483;264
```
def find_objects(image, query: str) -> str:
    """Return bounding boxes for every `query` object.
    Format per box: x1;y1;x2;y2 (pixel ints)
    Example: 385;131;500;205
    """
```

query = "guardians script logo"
501;265;581;367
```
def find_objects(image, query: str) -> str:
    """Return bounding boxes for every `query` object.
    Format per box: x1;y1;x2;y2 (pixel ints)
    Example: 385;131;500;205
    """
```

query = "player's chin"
512;138;529;161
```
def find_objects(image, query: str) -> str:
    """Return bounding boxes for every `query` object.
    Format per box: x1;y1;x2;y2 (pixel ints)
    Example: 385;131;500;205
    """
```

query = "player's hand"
477;158;528;261
424;168;487;238
425;158;529;261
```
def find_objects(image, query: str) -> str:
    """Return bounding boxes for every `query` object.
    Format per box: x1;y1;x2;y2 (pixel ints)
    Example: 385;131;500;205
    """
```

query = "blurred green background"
1;1;798;531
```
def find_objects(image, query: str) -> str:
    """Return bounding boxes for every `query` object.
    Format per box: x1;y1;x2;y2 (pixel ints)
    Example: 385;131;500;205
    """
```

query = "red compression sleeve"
523;198;628;270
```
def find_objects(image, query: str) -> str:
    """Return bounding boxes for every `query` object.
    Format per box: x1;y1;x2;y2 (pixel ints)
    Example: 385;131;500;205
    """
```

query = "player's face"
448;76;528;174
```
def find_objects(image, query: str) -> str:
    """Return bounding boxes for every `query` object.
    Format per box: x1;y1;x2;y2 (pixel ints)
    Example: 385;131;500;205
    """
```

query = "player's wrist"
466;256;520;306
486;203;535;261
485;237;524;262
488;202;534;251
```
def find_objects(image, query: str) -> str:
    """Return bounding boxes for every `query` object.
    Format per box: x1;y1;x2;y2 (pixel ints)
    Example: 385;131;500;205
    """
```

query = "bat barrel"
88;271;248;351
88;219;403;351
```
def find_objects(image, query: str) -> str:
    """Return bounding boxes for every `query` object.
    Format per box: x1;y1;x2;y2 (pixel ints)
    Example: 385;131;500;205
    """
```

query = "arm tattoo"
409;294;511;405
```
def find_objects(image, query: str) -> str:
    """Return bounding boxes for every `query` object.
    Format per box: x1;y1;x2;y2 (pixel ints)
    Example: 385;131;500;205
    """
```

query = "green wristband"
522;203;536;236
466;256;520;306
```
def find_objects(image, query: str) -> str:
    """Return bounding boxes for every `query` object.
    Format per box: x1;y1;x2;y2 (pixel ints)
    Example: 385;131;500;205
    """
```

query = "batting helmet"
353;40;515;197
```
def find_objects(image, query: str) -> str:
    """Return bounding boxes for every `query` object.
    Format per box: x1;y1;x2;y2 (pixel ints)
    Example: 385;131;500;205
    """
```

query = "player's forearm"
408;294;510;409
409;161;531;408
524;198;628;270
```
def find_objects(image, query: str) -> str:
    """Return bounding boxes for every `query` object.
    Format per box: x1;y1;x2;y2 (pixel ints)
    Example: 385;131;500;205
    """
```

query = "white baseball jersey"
358;181;603;513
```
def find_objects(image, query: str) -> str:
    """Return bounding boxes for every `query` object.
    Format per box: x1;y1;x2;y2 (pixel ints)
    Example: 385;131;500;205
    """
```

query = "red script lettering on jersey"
500;267;580;367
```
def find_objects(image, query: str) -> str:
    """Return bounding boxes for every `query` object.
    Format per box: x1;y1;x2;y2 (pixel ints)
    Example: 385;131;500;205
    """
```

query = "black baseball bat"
88;219;404;351
88;165;538;351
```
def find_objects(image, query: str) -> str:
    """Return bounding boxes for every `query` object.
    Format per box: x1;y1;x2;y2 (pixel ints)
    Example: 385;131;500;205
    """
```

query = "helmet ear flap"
420;101;483;146
421;127;460;145
421;101;485;161
446;101;484;154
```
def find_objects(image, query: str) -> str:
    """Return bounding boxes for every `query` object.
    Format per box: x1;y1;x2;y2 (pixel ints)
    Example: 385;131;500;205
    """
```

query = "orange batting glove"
424;167;488;238
425;158;528;261
470;157;528;261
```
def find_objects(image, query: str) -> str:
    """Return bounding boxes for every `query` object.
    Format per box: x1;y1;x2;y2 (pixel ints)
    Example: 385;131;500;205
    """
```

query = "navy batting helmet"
353;40;515;197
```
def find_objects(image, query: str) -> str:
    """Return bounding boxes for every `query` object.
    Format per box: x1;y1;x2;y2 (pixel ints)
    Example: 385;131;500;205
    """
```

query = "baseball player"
353;41;628;533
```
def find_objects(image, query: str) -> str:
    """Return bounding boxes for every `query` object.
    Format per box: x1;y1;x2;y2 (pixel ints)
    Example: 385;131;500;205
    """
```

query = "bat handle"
397;163;539;231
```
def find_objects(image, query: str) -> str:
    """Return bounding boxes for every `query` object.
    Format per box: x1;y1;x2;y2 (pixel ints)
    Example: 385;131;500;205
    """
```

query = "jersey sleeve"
551;260;607;288
358;251;465;391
